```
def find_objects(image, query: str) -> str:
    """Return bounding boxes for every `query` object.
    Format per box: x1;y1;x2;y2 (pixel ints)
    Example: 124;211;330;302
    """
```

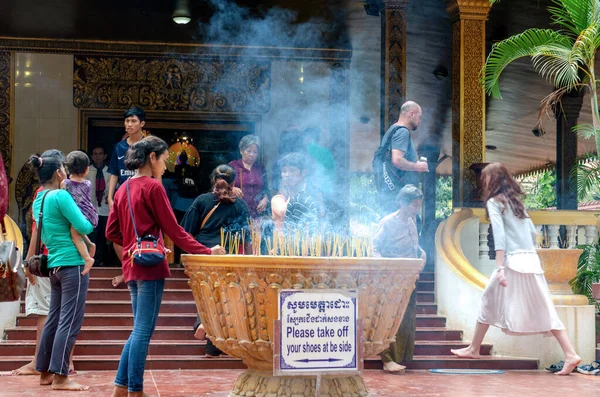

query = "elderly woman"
373;184;425;374
228;134;269;219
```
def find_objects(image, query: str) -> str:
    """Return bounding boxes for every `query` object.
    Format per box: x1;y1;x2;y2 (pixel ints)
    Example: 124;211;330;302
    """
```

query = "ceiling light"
172;0;191;24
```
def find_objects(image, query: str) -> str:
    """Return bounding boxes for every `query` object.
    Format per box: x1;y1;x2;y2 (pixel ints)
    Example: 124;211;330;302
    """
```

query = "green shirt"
33;189;94;268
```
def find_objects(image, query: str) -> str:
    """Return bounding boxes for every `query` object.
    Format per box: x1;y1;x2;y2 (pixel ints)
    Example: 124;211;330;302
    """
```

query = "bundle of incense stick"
218;223;375;257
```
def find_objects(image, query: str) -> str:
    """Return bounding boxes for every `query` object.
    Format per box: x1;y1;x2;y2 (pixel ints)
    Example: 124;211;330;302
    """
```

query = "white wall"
9;53;79;220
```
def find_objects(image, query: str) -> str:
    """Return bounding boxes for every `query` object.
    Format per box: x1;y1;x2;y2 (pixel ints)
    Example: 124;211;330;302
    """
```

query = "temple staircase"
0;267;538;371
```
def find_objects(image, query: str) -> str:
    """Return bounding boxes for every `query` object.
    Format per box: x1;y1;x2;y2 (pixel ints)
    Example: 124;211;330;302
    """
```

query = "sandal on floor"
545;361;565;373
577;361;600;375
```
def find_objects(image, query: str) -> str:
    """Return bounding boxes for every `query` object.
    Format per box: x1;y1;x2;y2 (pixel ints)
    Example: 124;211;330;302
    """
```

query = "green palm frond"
482;29;575;99
571;23;600;66
573;160;600;200
573;123;600;139
548;0;597;36
531;46;580;89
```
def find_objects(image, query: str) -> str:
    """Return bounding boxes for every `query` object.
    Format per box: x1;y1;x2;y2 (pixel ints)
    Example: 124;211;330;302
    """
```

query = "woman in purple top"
62;151;99;275
228;135;269;219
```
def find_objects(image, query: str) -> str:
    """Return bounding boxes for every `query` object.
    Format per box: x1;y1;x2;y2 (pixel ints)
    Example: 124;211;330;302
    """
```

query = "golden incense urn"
182;255;424;397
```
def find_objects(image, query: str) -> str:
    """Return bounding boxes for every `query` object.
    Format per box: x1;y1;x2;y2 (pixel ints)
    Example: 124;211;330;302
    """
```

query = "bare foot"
111;385;128;397
382;361;406;374
40;371;53;385
51;374;89;390
128;392;153;397
89;243;96;258
194;324;206;340
450;347;481;359
81;257;94;275
12;361;39;375
112;274;124;288
555;355;582;375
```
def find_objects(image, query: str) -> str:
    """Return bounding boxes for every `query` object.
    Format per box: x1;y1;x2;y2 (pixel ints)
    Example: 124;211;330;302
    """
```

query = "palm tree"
482;0;600;198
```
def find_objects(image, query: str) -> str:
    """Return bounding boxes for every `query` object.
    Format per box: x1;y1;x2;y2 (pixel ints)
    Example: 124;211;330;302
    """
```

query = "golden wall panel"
73;56;271;113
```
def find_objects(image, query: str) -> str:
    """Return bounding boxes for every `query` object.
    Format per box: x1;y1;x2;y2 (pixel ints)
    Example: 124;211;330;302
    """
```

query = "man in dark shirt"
378;101;429;214
107;106;146;209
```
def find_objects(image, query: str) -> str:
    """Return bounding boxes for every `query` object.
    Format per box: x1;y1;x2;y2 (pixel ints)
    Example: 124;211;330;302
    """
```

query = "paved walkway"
1;369;599;396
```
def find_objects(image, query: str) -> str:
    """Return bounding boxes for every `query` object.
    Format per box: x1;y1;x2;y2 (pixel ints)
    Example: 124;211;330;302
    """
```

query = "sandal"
545;361;565;373
577;360;600;375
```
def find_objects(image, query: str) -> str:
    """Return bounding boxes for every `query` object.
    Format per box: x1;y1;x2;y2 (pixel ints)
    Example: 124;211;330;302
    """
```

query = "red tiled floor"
0;369;599;396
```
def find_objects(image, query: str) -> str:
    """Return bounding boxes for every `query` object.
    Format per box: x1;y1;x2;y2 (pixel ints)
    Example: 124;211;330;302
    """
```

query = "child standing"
63;151;98;275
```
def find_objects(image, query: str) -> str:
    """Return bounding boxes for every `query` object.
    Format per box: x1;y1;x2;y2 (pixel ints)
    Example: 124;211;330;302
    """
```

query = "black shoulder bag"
24;191;51;278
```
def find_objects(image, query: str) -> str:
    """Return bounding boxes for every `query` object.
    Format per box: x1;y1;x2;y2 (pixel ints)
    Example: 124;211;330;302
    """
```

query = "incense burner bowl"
182;255;424;397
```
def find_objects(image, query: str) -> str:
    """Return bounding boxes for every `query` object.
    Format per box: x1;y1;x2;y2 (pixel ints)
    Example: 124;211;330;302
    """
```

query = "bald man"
377;101;429;215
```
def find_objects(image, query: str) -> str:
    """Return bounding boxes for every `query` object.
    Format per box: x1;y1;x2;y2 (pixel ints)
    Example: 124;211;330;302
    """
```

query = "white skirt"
477;267;565;336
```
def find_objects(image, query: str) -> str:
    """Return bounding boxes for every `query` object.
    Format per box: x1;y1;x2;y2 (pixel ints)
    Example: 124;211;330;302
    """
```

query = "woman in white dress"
450;162;580;375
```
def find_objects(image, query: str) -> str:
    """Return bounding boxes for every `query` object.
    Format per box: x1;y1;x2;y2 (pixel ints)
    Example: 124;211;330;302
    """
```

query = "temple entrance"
79;109;262;193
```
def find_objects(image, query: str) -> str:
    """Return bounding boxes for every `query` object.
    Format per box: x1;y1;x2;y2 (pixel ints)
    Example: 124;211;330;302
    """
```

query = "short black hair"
66;150;90;175
278;152;305;172
124;106;146;122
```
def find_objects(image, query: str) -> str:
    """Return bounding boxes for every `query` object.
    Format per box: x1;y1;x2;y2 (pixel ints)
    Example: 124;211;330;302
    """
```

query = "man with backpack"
373;101;429;215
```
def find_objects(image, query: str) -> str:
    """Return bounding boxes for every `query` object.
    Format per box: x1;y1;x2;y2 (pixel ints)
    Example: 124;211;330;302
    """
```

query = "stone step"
4;326;463;342
416;291;434;303
83;288;193;301
21;300;197;313
416;303;437;315
365;356;539;370
0;339;483;357
0;353;537;372
15;312;446;329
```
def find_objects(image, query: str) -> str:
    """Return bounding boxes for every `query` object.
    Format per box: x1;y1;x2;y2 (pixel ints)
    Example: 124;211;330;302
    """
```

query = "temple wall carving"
0;52;12;181
381;0;409;133
73;56;271;113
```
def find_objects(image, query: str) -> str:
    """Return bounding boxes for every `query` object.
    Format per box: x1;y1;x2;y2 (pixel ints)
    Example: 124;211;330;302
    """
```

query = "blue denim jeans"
114;279;165;392
35;265;89;376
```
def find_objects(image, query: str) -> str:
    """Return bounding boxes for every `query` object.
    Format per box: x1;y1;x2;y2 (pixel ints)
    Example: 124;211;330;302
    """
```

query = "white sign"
276;289;358;374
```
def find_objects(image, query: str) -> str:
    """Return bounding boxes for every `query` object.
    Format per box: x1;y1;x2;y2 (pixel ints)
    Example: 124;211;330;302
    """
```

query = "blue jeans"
35;265;89;376
114;279;165;392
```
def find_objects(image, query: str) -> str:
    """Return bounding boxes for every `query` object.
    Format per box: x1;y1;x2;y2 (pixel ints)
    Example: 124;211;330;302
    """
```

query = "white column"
566;225;578;249
548;225;561;249
584;226;598;245
479;223;489;259
535;225;543;248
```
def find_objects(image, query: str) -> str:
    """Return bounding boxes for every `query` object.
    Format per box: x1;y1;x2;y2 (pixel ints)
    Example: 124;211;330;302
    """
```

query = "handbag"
24;191;51;278
0;218;25;302
126;180;166;267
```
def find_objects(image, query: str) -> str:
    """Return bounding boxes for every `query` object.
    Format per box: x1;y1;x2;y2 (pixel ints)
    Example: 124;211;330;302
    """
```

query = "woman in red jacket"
106;136;225;397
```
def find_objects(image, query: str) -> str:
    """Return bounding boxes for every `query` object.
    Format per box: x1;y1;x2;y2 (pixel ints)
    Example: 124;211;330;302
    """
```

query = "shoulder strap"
125;180;140;239
200;203;220;230
36;191;50;255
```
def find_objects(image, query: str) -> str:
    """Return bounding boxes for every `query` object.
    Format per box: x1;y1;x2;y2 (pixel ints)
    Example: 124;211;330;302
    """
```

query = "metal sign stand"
315;374;321;397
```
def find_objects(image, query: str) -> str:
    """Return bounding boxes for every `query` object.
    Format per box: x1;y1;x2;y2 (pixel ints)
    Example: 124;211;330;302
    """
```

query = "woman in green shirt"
29;149;94;391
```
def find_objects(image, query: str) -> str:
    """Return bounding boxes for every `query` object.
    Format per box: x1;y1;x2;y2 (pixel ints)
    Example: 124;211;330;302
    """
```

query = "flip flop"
68;369;77;375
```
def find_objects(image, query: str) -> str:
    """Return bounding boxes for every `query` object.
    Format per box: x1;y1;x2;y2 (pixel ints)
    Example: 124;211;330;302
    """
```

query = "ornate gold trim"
437;209;592;305
0;37;352;62
466;207;600;226
444;0;492;22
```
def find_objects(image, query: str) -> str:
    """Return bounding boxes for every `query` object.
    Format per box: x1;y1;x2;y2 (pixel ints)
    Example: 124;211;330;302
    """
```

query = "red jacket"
106;176;211;282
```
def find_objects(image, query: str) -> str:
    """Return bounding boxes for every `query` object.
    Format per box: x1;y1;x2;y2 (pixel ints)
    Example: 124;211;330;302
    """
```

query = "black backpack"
372;125;409;194
175;165;200;199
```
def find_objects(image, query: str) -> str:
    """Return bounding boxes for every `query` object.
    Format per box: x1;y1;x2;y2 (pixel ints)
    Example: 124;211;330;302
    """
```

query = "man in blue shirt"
107;106;146;209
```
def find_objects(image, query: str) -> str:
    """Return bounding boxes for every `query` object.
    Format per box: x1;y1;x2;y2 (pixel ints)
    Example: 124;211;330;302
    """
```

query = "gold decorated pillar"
380;0;409;136
444;0;491;207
